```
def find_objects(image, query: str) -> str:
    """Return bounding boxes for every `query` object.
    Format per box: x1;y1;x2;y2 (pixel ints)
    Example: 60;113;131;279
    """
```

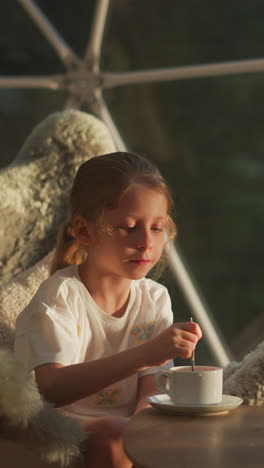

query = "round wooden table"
124;406;264;468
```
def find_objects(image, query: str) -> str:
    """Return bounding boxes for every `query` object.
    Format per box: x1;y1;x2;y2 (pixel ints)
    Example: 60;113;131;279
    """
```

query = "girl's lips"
130;259;151;264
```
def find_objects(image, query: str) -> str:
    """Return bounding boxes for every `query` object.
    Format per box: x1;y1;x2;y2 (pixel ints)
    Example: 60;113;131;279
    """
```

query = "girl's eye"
152;227;163;232
119;226;136;231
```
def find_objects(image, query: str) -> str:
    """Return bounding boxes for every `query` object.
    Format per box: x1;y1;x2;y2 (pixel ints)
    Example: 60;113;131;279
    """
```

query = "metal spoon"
190;317;195;371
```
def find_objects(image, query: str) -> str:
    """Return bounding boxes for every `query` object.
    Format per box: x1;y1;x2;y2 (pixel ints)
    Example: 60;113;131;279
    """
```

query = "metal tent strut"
6;0;260;365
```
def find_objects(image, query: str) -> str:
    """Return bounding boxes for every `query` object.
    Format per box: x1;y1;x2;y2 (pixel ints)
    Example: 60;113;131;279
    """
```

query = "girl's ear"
73;216;94;246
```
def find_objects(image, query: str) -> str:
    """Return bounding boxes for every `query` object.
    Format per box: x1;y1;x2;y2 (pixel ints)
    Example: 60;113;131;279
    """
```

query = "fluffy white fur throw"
0;109;116;284
0;252;52;349
0;348;86;466
0;110;115;465
0;110;116;350
223;341;264;406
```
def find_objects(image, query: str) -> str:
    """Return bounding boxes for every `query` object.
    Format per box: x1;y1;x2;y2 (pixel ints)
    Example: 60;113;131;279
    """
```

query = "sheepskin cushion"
0;252;52;349
0;109;118;466
223;341;264;406
0;347;86;467
0;109;116;285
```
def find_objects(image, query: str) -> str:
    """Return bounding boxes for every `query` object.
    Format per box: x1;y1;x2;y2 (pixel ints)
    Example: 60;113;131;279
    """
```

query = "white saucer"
147;394;243;416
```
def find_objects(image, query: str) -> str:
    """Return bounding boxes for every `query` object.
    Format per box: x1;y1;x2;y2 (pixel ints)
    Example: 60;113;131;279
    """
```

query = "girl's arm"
35;343;151;407
133;374;158;414
35;321;201;407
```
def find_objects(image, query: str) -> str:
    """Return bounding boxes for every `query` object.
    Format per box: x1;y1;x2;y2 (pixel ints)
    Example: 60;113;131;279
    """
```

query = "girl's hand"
142;321;202;368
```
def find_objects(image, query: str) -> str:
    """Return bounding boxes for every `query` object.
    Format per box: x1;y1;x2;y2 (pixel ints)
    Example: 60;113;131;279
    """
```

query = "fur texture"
0;252;51;349
0;110;116;466
223;341;264;406
0;109;116;284
0;348;86;466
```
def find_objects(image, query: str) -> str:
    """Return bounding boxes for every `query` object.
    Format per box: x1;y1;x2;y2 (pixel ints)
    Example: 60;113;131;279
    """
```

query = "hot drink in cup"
154;366;223;405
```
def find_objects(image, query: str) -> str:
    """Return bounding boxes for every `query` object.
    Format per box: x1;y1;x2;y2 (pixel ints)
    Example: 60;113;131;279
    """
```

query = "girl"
14;152;202;468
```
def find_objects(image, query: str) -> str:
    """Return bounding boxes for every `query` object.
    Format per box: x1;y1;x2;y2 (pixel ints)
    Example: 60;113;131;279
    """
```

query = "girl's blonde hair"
50;152;176;276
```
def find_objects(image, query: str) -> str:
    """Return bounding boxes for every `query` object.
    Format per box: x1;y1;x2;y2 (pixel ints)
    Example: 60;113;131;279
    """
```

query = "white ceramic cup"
154;366;223;405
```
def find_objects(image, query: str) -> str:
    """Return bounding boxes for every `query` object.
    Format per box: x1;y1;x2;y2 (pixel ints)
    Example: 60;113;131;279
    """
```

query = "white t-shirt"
14;266;173;420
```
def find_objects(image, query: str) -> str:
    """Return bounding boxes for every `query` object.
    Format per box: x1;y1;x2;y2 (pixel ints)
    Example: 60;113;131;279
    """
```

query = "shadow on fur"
0;348;87;466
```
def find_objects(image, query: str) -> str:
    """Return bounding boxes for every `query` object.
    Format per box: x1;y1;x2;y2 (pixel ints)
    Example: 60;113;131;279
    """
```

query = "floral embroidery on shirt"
95;388;121;406
77;324;81;336
131;321;155;344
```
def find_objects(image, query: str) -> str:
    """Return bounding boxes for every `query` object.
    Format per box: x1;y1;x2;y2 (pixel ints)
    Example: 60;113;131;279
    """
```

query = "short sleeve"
139;283;174;377
14;284;79;372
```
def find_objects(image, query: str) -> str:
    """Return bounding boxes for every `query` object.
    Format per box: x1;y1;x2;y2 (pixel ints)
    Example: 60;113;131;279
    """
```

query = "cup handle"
154;370;169;393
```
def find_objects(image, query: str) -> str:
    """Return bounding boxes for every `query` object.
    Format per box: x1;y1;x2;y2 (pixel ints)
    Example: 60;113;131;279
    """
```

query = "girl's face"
87;184;168;281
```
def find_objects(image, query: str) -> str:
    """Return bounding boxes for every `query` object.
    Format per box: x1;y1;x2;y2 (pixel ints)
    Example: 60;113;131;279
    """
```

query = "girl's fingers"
171;338;197;357
146;321;202;365
172;330;198;345
172;337;197;355
173;322;202;340
179;348;194;359
169;327;199;346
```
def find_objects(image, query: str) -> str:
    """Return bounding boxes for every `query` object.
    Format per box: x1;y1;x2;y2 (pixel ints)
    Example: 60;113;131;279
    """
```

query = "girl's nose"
136;229;153;249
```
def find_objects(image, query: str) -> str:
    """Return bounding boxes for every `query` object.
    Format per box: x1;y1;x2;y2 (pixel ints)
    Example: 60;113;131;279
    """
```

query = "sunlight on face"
92;184;169;280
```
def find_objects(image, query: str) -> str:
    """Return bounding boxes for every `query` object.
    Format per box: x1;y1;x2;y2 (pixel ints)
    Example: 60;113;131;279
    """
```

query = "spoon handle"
190;317;195;371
